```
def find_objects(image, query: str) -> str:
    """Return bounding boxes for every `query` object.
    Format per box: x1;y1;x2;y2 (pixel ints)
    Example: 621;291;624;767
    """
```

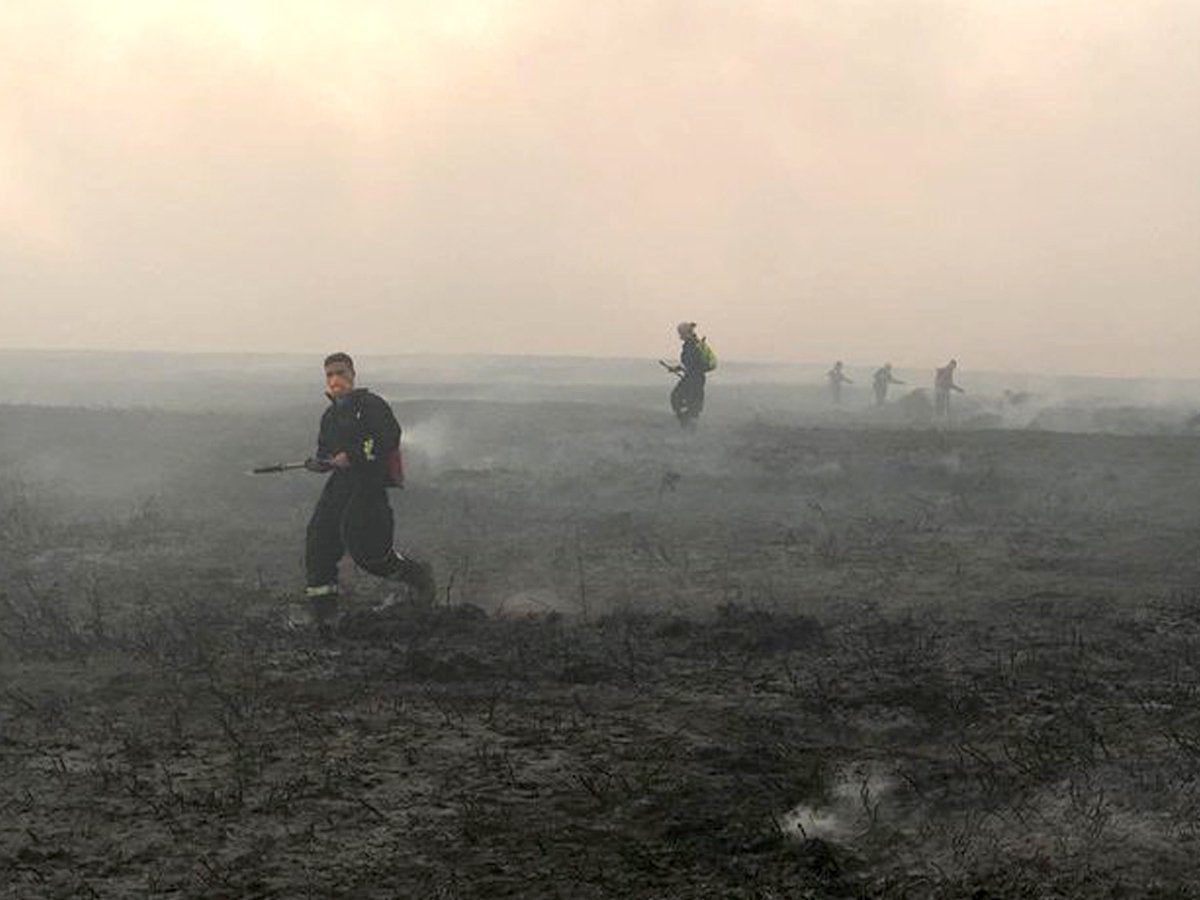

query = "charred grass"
5;580;1200;897
4;414;1200;897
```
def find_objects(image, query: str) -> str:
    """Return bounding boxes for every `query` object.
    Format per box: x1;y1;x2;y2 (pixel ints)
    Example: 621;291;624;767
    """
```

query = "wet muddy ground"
3;400;1200;897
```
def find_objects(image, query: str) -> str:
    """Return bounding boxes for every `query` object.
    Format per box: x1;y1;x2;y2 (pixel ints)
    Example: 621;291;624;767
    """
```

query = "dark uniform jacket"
935;367;961;394
316;388;401;483
680;338;706;378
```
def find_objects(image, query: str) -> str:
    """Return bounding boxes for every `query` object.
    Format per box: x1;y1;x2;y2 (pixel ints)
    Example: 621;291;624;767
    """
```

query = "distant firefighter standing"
872;363;905;406
827;361;853;404
934;359;965;417
662;322;716;428
302;352;435;625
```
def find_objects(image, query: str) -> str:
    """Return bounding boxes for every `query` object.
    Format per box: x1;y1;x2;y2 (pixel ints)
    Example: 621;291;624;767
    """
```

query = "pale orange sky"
1;0;1197;377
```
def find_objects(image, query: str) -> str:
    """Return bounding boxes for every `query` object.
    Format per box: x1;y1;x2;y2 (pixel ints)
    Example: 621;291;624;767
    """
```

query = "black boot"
290;585;339;633
310;593;340;625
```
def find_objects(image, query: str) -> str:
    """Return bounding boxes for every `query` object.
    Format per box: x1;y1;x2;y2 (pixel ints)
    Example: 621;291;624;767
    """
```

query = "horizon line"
0;345;1198;385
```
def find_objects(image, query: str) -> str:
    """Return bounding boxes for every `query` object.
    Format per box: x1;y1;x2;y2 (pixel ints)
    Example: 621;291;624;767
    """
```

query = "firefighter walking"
302;352;434;624
664;322;716;428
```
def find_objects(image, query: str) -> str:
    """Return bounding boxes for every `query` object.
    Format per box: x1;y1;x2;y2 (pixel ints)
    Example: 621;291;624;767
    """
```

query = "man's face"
324;363;355;397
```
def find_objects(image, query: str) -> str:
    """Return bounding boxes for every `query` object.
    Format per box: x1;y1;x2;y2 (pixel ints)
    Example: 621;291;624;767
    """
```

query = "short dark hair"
323;352;354;371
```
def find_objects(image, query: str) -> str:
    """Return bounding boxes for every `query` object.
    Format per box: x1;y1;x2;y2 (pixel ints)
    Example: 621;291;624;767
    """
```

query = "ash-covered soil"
3;397;1200;897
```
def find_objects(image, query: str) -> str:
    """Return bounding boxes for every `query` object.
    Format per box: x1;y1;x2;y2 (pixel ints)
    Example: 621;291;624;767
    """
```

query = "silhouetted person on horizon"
873;363;905;406
934;359;964;418
827;361;853;404
302;352;434;627
666;322;710;428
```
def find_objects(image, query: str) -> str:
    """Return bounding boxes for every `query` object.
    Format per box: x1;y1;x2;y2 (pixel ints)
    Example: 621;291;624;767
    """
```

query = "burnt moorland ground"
3;396;1200;898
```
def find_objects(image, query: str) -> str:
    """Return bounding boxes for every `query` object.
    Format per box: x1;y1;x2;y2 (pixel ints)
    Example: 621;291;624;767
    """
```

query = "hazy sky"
2;1;1197;376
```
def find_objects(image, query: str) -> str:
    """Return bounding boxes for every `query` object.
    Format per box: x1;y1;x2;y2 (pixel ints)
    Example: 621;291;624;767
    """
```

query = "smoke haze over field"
1;1;1197;377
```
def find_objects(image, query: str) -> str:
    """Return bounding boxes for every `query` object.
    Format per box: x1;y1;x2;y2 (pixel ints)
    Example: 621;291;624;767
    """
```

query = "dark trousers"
305;472;405;588
670;374;705;424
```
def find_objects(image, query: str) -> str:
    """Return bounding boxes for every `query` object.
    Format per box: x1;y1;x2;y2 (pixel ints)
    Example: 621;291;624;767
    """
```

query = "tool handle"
249;461;309;474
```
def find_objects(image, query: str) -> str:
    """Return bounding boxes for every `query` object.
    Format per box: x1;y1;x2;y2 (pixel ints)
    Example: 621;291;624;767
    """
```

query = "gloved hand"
304;457;333;473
